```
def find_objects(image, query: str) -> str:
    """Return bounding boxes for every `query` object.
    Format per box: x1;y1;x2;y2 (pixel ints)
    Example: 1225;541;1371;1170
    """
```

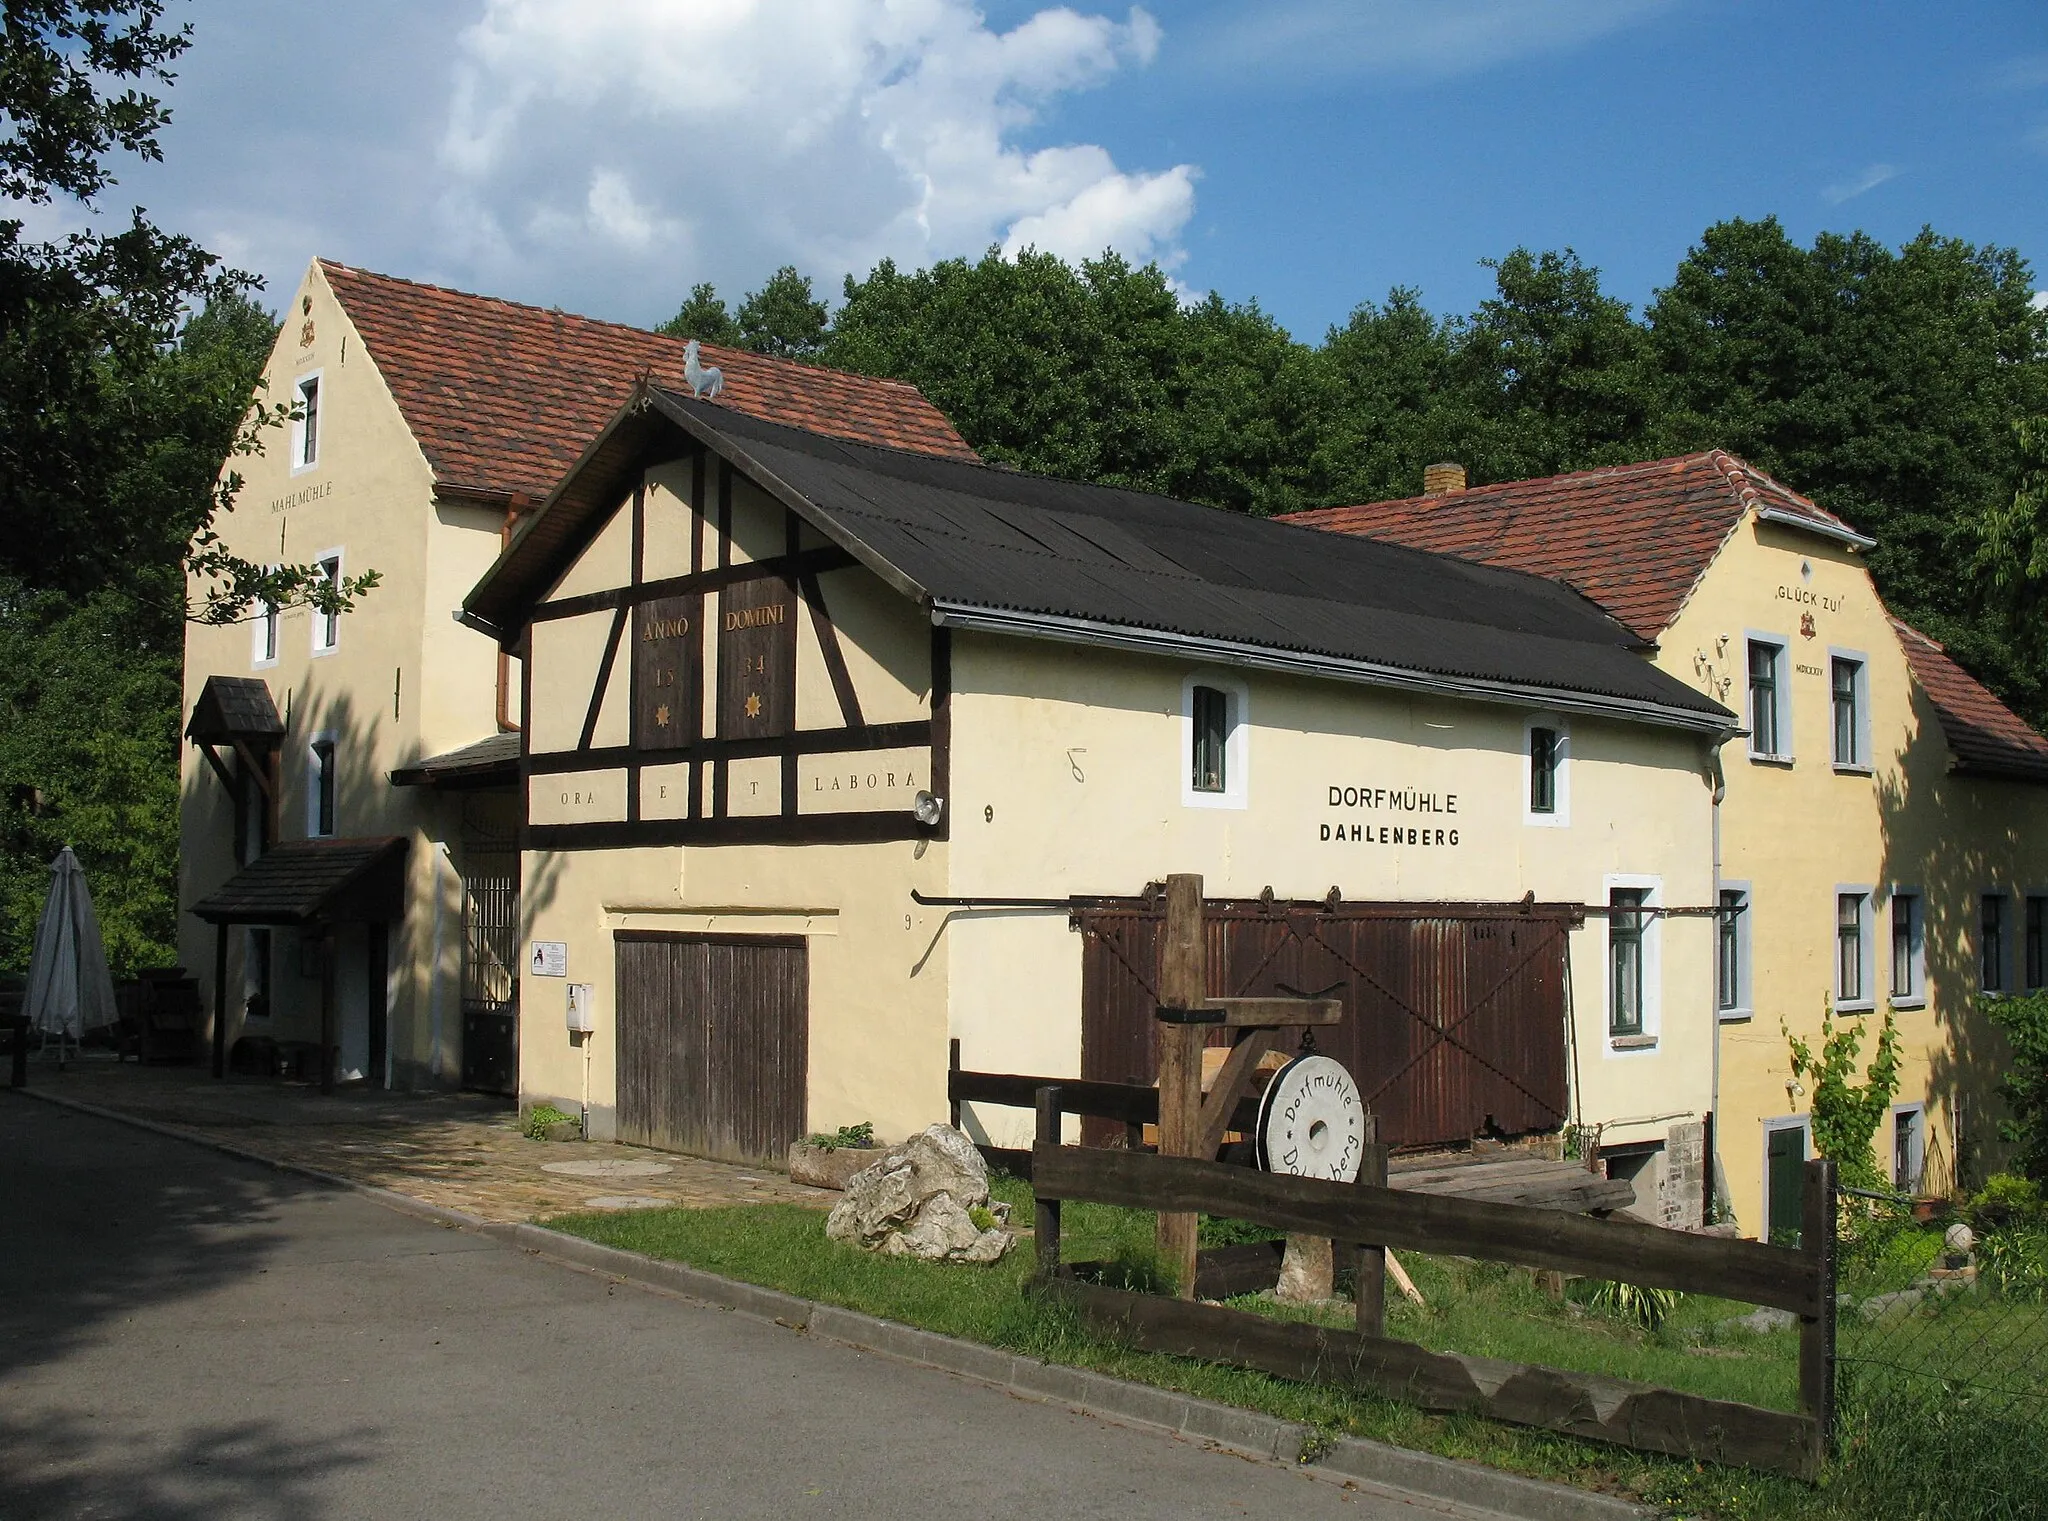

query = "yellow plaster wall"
178;260;505;1086
944;635;1722;1149
1658;514;2048;1230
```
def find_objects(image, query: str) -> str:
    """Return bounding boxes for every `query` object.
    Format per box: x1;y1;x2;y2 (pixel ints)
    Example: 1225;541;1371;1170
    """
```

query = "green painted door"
1766;1125;1806;1245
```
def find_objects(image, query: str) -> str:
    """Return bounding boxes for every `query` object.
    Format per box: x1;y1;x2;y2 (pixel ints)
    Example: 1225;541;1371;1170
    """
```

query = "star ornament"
745;692;763;719
654;703;672;728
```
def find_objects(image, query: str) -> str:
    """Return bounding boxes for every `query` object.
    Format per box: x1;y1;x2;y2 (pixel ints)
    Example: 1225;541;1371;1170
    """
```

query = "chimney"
1422;462;1467;497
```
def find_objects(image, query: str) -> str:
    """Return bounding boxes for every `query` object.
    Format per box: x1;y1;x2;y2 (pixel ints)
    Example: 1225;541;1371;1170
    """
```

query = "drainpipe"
1706;735;1730;1224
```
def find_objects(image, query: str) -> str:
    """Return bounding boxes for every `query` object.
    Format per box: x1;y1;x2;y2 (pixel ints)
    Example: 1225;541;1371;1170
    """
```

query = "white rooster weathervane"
684;339;724;400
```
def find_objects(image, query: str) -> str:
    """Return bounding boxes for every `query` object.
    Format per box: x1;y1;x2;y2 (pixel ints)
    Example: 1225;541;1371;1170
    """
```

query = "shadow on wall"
1876;683;2022;1194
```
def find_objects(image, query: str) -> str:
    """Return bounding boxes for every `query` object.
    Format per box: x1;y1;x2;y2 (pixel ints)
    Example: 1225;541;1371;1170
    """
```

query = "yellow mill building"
1292;454;2048;1236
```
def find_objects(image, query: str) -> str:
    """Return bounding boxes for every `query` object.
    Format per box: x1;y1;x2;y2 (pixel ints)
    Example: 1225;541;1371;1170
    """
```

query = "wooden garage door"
614;933;808;1163
1077;900;1574;1150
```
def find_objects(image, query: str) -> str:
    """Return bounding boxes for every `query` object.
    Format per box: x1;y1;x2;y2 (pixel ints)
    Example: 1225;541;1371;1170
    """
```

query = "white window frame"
310;548;343;656
1981;890;2011;994
250;562;280;668
1761;1116;1812;1240
291;368;323;474
1716;880;1753;1021
307;730;338;839
1889;886;1926;1009
1744;632;1792;763
1834;884;1876;1012
1603;872;1662;1054
1827;647;1872;772
1889;1102;1926;1193
1522;713;1570;828
1180;671;1248;811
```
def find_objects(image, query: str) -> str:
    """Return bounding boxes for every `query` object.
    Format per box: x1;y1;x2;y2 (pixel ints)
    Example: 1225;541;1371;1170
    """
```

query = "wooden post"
948;1037;961;1129
1354;1112;1387;1338
318;924;337;1095
211;921;229;1079
1155;873;1205;1298
1035;1085;1063;1282
1798;1157;1837;1476
1125;1073;1146;1152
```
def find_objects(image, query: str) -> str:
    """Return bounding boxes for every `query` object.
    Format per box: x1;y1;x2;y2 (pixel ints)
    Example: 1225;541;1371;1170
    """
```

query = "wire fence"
1835;1186;2048;1431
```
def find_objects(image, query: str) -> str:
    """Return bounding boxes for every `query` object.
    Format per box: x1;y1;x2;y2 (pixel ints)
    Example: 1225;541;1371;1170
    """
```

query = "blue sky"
86;0;2048;341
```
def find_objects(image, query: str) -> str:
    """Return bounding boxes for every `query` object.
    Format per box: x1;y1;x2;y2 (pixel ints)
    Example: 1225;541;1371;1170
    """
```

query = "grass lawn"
547;1180;1836;1521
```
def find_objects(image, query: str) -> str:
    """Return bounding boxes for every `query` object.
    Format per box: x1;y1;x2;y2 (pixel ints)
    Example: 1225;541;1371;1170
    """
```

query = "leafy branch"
1785;1002;1903;1193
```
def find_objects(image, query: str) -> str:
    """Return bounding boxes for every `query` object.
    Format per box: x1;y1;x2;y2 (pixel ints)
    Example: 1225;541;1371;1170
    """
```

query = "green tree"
1785;1005;1904;1192
1312;288;1470;504
656;280;741;346
737;265;828;359
1984;990;2048;1182
1646;218;2048;721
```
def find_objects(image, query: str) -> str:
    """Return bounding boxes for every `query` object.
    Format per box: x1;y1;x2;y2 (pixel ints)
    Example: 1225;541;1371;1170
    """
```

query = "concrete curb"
8;1086;1652;1521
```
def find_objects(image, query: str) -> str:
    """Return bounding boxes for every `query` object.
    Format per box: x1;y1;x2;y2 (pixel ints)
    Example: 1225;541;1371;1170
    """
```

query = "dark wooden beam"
1031;1144;1821;1316
528;719;930;776
577;603;629;751
1044;1278;1818;1478
1156;874;1205;1297
530;545;857;623
799;572;865;731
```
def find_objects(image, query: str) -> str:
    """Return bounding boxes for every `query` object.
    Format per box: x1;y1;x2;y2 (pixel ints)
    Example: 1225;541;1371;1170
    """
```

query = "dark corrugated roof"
189;838;408;925
389;732;521;787
186;675;283;743
467;387;1734;731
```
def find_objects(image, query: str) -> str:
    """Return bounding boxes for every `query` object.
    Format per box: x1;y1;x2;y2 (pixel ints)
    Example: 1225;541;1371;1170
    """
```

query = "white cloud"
1188;0;1669;84
432;0;1194;319
1821;162;1899;206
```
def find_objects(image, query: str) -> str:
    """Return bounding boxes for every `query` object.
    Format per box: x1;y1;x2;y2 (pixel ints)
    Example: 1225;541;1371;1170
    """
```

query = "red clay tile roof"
1891;620;2048;784
1283;451;1865;642
318;260;976;502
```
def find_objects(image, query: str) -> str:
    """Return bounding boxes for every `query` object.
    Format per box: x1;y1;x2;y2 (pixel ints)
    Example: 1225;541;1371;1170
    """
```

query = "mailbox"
566;983;594;1034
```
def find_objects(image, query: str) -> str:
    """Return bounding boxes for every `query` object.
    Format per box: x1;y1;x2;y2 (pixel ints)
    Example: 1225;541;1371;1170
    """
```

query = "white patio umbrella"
24;846;118;1042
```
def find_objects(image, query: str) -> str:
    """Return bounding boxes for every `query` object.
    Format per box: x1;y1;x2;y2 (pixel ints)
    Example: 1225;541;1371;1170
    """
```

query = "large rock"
824;1124;1012;1263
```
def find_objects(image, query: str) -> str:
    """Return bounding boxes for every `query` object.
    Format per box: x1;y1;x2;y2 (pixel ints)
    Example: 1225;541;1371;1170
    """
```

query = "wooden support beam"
1798;1157;1837;1474
1159;998;1342;1028
1035;1086;1063;1282
1032;1143;1822;1316
1354;1112;1387;1338
1191;1028;1277;1162
1045;1278;1818;1477
1154;874;1204;1298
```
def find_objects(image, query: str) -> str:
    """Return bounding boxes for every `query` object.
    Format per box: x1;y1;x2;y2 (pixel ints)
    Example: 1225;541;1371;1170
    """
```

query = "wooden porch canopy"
186;675;284;852
189;837;408;1091
388;731;520;789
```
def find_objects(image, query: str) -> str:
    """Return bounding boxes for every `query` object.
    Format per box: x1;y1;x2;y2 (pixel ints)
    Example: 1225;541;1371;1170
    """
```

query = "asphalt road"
0;1095;1491;1521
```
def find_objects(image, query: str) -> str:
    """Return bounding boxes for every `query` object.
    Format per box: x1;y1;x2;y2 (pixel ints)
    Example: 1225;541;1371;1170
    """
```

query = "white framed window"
307;732;338;838
1890;1103;1926;1193
1981;891;2009;993
1523;714;1570;827
291;369;323;472
250;564;280;668
1745;633;1791;762
1828;648;1871;771
1890;887;1925;1008
1716;882;1752;1021
1180;672;1247;810
1835;886;1875;1011
310;549;342;656
1604;873;1661;1050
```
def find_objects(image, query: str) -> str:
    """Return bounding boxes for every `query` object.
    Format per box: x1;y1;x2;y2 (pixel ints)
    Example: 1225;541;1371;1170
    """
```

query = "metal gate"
460;863;519;1096
1077;899;1576;1150
614;933;808;1163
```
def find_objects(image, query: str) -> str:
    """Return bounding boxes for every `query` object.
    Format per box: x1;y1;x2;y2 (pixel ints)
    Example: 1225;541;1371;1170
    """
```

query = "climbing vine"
1785;1003;1903;1192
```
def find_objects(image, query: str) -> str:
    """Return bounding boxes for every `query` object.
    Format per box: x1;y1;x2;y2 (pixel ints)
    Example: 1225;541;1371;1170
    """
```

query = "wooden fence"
1026;1086;1837;1480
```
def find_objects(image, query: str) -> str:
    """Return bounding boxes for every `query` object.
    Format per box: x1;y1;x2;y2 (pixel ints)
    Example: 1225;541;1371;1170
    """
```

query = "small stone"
1274;1235;1335;1304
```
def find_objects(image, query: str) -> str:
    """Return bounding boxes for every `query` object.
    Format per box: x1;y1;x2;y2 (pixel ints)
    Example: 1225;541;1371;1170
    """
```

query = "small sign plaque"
529;941;568;978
